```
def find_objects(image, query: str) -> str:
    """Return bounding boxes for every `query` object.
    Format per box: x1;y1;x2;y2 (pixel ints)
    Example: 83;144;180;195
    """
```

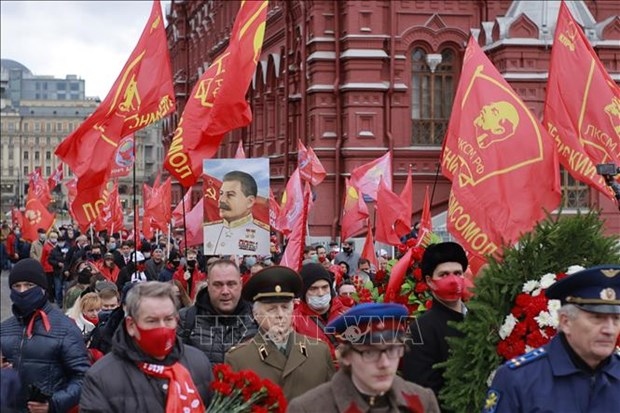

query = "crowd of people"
0;221;618;412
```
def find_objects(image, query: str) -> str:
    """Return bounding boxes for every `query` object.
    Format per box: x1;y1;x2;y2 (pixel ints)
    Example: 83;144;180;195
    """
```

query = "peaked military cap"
327;303;409;345
546;264;620;314
242;265;302;303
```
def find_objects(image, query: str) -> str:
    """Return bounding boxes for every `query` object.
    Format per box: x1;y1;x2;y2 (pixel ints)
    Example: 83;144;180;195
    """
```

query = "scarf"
137;362;205;413
27;309;51;338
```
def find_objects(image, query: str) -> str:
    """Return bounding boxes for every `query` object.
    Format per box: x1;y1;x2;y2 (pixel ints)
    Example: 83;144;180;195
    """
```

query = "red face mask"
339;295;355;308
429;275;464;301
128;320;176;359
83;314;99;325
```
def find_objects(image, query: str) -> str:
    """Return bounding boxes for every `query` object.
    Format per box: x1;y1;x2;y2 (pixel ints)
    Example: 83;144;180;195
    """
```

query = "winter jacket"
292;297;350;358
48;244;70;277
95;262;120;283
80;321;213;412
178;287;258;364
173;266;207;300
29;240;44;261
144;258;164;281
41;241;55;273
158;264;176;282
0;301;91;412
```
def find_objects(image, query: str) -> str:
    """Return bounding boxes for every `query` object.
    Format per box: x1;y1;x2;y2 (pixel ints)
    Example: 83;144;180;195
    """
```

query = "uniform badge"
239;239;257;251
245;228;256;239
483;389;500;413
600;287;616;301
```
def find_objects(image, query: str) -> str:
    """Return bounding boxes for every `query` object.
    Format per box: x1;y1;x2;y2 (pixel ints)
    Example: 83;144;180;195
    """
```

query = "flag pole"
132;138;138;265
181;185;189;256
430;161;441;206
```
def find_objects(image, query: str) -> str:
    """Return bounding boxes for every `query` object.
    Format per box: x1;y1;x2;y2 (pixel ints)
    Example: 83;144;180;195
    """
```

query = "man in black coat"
400;242;469;412
178;259;257;363
80;281;212;412
0;259;90;412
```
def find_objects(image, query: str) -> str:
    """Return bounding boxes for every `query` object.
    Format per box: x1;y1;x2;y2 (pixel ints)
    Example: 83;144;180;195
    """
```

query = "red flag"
55;0;175;226
22;192;55;242
276;169;304;236
385;247;414;302
361;222;378;270
441;37;561;261
349;152;392;200
269;188;281;231
47;163;64;191
11;207;24;229
298;140;327;186
374;178;410;246
399;164;413;225
414;186;433;248
172;189;192;227
340;179;369;241
145;177;172;231
280;182;311;271
235;140;247;159
142;183;155;240
95;182;124;233
184;198;204;248
28;168;52;207
164;1;268;187
543;1;620;201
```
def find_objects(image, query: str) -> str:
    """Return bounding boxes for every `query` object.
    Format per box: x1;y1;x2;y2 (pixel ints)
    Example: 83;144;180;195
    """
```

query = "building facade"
164;0;620;239
0;59;165;220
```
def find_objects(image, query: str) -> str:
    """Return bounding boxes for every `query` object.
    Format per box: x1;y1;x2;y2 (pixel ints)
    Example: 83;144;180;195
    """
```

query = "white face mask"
307;293;331;311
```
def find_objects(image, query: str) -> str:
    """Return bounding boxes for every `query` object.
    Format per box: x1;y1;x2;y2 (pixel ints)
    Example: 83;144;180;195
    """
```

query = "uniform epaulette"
226;339;251;354
253;219;270;231
507;347;547;369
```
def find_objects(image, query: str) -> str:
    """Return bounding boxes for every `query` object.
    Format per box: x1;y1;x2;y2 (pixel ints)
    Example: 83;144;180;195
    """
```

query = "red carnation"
515;293;532;309
413;268;423;281
425;299;433;309
414;282;429;294
526;328;549;349
374;270;386;284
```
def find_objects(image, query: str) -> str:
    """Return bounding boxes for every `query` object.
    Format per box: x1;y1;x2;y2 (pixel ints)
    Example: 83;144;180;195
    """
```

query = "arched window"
411;47;456;145
560;167;589;209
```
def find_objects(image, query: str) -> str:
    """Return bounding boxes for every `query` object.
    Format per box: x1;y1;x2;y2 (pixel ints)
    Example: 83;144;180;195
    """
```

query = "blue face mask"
10;286;47;317
245;257;257;267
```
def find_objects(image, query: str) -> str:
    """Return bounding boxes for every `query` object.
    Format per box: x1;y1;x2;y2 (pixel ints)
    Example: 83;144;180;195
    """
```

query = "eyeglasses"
350;345;404;362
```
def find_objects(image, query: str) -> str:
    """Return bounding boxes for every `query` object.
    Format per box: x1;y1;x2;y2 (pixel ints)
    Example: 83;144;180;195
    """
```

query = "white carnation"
566;265;585;275
546;299;561;328
499;314;518;339
522;280;540;293
525;345;533;353
539;273;556;289
532;288;542;297
535;311;555;328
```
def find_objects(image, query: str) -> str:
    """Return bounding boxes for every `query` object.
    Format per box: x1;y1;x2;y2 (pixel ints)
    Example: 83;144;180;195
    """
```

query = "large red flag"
349;152;392;200
374;178;410;246
164;1;268;187
55;0;175;226
280;182;311;272
298;140;327;186
340;179;369;241
543;1;620;201
145;177;172;231
184;198;204;248
276;169;304;236
172;189;192;227
28;168;52;207
361;221;378;270
399;164;413;225
22;192;55;242
269;188;281;231
414;186;433;248
95;182;124;233
47;163;64;192
441;37;561;263
235;140;247;159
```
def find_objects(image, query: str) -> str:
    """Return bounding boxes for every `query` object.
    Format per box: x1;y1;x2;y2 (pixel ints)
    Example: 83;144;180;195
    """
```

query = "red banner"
441;37;561;262
55;0;175;226
361;221;378;270
298;139;326;186
280;182;311;272
399;165;413;224
164;1;268;187
349;152;392;200
374;178;410;246
340;178;369;241
47;163;64;192
172;189;192;228
543;1;620;201
414;186;433;248
22;192;55;242
234;140;247;159
28;168;52;207
145;177;172;232
95;182;124;234
276;169;304;236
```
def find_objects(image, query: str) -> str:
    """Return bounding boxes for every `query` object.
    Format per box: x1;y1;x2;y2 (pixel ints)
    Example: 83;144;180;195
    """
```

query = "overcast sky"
1;0;171;99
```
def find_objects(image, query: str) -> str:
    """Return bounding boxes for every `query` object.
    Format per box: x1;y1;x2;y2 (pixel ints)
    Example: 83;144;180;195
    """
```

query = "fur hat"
8;258;48;290
420;242;468;276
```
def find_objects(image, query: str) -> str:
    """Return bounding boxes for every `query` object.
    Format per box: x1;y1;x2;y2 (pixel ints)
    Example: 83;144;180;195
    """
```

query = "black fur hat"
420;242;468;276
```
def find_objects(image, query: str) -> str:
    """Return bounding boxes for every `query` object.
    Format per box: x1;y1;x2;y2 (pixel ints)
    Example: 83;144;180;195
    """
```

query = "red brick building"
164;0;620;240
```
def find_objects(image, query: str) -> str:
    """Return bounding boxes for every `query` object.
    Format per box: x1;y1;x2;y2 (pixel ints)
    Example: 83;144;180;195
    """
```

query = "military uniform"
225;266;335;401
483;264;620;413
225;331;335;401
203;214;270;256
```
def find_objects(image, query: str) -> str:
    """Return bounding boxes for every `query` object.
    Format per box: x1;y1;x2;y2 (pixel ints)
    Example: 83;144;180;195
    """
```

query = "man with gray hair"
483;265;620;413
225;266;334;400
80;281;212;412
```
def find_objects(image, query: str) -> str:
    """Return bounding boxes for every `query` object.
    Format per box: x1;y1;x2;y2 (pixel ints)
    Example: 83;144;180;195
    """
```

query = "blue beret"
546;265;620;314
326;303;409;345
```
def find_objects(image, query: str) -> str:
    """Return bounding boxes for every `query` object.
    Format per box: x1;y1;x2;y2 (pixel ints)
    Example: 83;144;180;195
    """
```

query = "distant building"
0;59;164;222
164;0;620;239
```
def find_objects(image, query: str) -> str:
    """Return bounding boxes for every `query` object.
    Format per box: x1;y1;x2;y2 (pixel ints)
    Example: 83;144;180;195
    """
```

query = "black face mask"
187;260;197;268
91;253;102;260
11;287;47;317
170;260;181;269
